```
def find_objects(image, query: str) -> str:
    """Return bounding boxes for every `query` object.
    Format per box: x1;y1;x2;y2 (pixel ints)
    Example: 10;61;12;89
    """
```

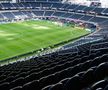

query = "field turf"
0;20;90;60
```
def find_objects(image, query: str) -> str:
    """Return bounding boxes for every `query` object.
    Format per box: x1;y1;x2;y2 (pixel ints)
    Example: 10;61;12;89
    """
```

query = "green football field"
0;20;90;60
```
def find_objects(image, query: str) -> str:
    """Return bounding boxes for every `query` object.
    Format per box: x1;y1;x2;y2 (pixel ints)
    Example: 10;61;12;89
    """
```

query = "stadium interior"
0;0;108;90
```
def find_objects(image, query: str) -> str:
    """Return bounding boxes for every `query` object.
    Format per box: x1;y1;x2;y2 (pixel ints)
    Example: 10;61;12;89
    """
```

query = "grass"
0;20;90;60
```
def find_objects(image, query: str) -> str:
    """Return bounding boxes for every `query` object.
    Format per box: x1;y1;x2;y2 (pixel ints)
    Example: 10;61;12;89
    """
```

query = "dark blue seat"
94;63;108;81
50;83;63;90
91;80;108;90
23;80;39;90
64;75;82;90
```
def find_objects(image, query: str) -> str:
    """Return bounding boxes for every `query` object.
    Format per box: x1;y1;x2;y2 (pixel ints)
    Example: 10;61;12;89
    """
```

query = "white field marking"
0;31;6;33
85;29;91;32
52;22;63;27
0;30;17;40
32;25;50;30
20;37;38;48
23;24;50;30
0;33;16;37
7;38;15;40
23;23;30;26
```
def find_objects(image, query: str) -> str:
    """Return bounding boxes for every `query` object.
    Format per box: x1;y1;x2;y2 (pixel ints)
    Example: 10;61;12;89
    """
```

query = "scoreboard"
90;2;101;7
66;0;102;7
87;0;101;7
0;0;17;3
0;0;12;2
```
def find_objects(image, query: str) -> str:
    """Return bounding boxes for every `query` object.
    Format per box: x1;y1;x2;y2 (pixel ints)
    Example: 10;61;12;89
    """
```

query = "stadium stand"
0;0;108;90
